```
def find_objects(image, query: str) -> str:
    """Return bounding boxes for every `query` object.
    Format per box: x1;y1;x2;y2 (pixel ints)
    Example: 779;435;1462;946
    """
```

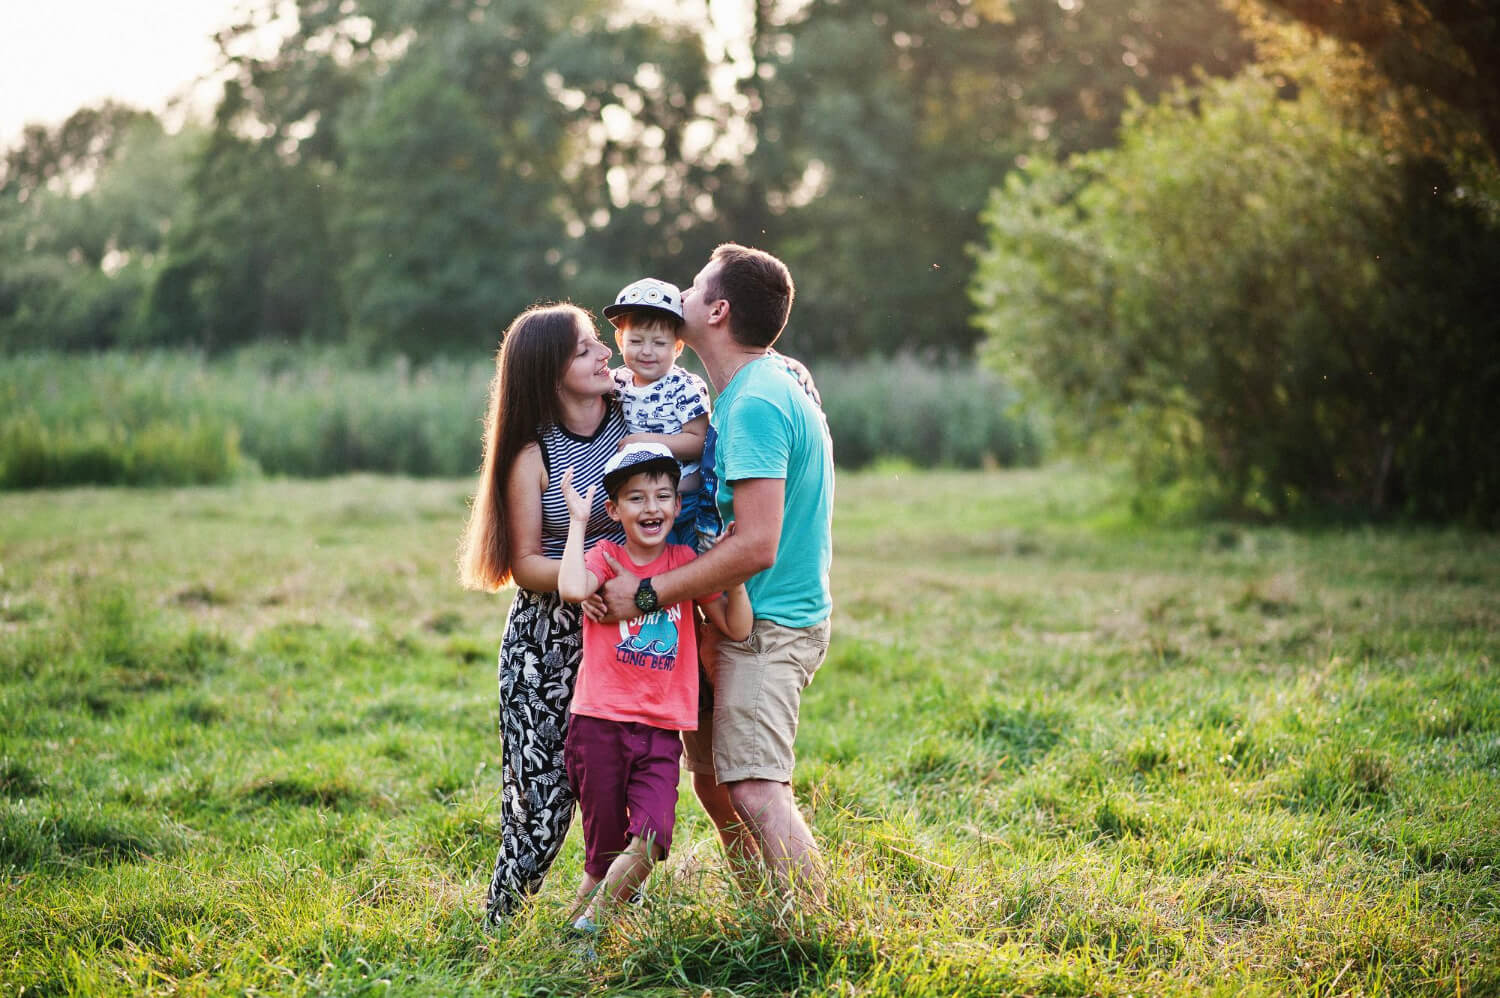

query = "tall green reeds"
0;349;1041;488
816;355;1041;470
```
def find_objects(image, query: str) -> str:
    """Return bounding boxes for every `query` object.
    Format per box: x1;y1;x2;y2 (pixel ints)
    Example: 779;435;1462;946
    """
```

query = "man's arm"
597;477;784;620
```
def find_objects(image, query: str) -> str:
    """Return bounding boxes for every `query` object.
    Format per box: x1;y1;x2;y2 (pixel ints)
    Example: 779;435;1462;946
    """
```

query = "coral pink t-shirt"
571;541;709;731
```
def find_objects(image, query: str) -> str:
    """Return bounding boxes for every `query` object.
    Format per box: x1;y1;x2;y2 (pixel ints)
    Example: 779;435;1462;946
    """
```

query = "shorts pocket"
734;623;764;657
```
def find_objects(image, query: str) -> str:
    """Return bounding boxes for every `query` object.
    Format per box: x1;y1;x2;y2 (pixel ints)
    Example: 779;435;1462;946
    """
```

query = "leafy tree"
336;56;536;356
972;71;1500;523
731;0;1253;357
1255;0;1500;159
331;1;728;356
0;102;158;203
145;81;344;352
0;108;195;351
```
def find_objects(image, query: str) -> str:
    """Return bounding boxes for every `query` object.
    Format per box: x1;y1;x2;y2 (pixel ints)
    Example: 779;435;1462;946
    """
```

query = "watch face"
634;581;658;613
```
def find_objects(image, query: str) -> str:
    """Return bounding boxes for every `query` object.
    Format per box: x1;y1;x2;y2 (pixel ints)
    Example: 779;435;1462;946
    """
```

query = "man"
597;243;834;897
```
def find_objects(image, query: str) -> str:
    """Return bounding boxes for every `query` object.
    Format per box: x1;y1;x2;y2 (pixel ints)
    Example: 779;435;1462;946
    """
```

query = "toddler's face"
616;323;682;385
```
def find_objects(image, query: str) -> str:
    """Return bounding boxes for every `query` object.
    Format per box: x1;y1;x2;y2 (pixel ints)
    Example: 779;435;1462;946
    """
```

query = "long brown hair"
459;303;592;591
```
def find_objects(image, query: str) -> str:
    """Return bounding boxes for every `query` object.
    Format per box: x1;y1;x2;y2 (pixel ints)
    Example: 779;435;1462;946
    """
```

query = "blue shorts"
670;486;722;553
670;487;707;549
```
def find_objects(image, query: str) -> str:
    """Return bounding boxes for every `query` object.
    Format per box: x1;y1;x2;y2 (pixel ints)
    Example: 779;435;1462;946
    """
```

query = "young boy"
603;278;717;550
556;443;752;930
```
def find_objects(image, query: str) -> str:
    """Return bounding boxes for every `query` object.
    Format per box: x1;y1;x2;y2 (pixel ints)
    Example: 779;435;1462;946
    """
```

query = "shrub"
971;71;1500;524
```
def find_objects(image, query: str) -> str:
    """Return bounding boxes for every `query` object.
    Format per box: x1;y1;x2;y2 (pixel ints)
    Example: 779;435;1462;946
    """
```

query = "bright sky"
0;0;246;145
0;1;754;148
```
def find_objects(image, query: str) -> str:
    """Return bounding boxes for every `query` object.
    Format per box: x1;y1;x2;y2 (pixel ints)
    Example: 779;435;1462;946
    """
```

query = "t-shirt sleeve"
584;541;617;584
720;395;792;481
673;370;711;423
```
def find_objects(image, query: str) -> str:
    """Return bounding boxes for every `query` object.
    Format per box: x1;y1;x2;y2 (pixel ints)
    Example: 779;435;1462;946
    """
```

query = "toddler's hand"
560;466;597;522
702;521;735;551
581;592;608;622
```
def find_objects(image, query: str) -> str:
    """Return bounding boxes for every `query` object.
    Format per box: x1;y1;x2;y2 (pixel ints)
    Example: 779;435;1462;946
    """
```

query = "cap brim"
603;302;684;324
603;456;682;497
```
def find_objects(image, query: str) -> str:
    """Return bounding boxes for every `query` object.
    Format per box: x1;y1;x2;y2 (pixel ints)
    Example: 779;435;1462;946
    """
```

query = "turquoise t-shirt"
713;355;834;627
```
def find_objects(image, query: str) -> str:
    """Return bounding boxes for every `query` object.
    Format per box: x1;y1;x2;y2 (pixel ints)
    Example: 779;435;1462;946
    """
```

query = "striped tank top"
536;398;628;558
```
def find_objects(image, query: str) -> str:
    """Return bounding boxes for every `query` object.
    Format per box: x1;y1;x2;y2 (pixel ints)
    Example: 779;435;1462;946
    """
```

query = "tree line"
1;0;1251;359
2;0;1495;522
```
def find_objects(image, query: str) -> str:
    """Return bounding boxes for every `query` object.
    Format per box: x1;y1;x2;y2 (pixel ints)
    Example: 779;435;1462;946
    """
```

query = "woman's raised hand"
559;466;597;523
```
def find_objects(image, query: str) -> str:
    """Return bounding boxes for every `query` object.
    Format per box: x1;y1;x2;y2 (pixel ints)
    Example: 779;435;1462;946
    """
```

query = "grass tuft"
0;803;173;869
240;775;370;811
965;698;1069;766
0;758;47;799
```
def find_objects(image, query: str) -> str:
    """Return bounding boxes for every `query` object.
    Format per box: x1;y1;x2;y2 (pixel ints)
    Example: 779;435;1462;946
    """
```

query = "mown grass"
1;466;1497;995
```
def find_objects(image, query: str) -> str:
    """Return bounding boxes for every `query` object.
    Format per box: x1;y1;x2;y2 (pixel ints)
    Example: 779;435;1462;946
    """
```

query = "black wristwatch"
634;577;660;615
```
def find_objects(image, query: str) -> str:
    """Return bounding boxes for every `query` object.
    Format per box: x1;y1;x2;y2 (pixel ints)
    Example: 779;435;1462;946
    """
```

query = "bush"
971;71;1500;525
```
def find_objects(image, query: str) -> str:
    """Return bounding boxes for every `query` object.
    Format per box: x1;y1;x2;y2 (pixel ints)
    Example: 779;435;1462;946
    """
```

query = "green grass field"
2;466;1497;996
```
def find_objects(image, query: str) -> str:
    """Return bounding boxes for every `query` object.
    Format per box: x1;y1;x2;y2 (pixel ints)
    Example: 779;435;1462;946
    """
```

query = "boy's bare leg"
692;771;761;880
584;836;658;920
573;872;603;915
727;779;824;904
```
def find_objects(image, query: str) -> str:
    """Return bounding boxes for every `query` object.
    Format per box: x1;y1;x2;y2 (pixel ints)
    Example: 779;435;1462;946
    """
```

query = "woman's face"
559;318;614;399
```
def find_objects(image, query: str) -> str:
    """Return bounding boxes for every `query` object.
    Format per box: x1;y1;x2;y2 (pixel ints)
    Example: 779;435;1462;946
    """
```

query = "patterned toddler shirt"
610;366;711;477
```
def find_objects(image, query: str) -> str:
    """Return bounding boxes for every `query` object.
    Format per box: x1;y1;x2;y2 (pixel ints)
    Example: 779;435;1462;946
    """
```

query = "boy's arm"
700;583;752;642
621;413;708;463
556;467;602;603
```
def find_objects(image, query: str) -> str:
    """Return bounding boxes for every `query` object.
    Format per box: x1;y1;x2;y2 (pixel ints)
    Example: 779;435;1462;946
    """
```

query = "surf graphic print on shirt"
615;608;680;671
574;539;701;730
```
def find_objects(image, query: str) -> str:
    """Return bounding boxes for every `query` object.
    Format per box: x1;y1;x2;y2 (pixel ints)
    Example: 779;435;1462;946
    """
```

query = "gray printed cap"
602;278;684;325
602;442;681;498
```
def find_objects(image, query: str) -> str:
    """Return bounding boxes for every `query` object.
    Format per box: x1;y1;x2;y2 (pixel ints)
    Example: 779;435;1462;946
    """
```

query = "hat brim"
603;302;684;325
603;456;682;498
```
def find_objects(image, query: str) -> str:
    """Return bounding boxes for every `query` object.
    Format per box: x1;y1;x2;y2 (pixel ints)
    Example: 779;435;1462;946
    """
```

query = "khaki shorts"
682;617;831;785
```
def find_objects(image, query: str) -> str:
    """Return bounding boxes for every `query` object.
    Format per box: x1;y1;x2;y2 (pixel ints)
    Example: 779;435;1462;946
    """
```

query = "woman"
459;303;626;923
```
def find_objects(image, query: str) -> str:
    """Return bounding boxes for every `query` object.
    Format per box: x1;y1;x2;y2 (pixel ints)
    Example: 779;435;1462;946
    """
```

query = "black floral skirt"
483;587;583;922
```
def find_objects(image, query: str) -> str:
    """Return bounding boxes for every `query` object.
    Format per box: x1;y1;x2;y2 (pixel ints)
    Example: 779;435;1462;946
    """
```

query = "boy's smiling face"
615;318;683;386
606;470;680;556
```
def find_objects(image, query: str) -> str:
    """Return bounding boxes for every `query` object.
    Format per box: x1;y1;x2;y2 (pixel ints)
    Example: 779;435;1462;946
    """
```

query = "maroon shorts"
564;714;682;879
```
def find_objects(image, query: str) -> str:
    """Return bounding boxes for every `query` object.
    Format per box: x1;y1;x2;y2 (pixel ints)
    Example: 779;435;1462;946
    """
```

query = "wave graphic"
623;636;674;656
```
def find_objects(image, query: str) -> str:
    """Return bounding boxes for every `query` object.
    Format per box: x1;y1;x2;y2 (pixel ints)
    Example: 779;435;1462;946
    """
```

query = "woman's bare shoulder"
508;441;547;491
